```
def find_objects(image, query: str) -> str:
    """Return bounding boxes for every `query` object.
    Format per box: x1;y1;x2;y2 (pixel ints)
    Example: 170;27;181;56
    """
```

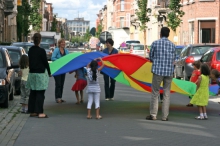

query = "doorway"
202;29;211;43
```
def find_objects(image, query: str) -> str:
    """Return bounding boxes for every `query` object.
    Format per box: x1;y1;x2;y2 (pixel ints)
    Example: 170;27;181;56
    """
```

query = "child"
189;63;210;120
19;55;30;113
86;57;104;119
71;67;87;104
210;69;220;104
186;61;201;107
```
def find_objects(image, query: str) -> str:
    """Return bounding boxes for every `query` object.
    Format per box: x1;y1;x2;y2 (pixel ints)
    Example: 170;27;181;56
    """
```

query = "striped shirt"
149;37;176;76
86;68;100;93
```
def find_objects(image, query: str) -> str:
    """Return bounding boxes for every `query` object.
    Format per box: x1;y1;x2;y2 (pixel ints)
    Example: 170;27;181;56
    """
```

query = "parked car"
119;47;130;54
175;44;220;80
200;47;220;71
40;42;52;61
0;46;26;95
127;43;148;58
125;40;140;45
11;42;34;53
0;47;16;108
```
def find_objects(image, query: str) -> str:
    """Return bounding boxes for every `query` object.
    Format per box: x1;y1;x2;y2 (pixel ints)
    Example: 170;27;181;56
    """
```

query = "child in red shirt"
186;61;201;107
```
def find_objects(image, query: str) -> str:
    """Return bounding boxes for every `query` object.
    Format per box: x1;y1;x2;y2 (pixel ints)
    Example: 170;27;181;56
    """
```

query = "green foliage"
71;36;84;43
84;27;91;42
30;0;42;32
136;0;151;30
167;0;185;32
17;0;32;41
51;15;57;32
60;27;64;38
95;24;102;38
90;27;96;36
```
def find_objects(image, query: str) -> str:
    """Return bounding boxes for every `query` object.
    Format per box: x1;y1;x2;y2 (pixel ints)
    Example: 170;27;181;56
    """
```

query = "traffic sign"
99;31;112;44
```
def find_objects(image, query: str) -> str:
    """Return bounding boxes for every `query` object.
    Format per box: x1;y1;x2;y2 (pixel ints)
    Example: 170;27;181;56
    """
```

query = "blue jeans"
103;74;116;99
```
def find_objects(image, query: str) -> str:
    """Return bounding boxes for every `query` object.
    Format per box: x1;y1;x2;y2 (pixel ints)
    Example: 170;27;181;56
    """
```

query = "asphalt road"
13;74;220;146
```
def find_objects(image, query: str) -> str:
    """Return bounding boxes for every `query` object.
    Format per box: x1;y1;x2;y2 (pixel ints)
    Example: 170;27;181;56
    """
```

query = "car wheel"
9;87;14;101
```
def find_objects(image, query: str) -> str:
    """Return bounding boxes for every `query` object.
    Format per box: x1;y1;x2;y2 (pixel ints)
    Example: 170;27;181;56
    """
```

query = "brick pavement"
0;96;29;146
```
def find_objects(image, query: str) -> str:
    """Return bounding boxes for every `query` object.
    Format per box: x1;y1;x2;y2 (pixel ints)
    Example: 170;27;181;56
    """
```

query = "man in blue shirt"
146;27;176;121
102;38;118;101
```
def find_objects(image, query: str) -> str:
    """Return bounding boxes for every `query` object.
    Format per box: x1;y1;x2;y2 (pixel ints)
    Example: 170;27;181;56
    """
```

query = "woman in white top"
19;55;30;113
86;57;104;119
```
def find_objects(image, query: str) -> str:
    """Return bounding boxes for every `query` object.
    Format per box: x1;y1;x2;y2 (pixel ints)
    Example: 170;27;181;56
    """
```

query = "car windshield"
40;44;50;50
126;41;140;44
191;46;216;55
133;45;144;50
8;50;20;64
41;38;54;45
12;44;32;53
120;47;129;51
175;48;183;55
0;52;3;67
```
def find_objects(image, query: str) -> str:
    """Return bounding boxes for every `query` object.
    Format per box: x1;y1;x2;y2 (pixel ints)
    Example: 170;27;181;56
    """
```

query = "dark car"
41;36;55;50
1;46;27;95
11;42;34;53
200;47;220;71
175;44;220;80
0;47;16;108
40;42;52;61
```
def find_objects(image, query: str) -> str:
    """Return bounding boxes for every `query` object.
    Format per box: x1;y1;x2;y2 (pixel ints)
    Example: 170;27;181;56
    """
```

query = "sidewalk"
0;96;29;146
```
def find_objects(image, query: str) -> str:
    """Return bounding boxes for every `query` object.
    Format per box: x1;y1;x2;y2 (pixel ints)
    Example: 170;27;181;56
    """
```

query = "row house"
180;0;220;44
0;0;17;43
56;17;69;40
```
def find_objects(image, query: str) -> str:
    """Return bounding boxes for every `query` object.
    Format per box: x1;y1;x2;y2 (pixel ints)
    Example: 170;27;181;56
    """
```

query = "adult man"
146;27;176;121
102;38;118;101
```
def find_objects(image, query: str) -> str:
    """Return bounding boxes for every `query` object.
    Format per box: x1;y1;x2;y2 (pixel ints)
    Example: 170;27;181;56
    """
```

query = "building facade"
67;17;90;36
181;0;220;44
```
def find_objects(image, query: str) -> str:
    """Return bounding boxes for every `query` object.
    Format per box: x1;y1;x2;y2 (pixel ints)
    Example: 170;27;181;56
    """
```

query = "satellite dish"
99;31;112;44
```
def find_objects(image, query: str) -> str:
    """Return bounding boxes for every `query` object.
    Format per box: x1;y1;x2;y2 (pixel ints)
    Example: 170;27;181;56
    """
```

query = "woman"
51;38;69;103
26;33;51;118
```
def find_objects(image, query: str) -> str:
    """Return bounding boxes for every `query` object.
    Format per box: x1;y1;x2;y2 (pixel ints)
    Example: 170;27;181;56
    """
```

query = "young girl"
86;57;104;119
186;61;201;107
189;63;210;120
19;55;30;113
71;67;87;104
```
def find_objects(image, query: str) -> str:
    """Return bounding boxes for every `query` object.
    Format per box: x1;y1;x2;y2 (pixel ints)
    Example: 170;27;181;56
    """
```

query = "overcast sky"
46;0;107;28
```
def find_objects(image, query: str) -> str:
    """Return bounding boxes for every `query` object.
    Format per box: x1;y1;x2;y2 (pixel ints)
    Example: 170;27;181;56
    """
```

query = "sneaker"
146;115;157;120
195;116;204;120
105;98;109;101
109;98;114;101
204;116;208;120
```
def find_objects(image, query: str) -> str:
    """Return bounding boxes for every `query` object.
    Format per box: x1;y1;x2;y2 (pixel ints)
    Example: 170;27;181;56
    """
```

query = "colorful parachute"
49;52;218;96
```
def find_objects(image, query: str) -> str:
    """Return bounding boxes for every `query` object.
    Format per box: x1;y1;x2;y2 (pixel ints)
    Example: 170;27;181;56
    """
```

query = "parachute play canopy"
49;52;218;96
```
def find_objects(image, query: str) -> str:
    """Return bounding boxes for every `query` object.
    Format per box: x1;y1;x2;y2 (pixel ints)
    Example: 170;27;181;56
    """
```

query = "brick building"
180;0;220;44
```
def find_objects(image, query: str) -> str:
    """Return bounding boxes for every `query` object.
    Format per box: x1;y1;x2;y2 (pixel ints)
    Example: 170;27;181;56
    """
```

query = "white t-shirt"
86;68;100;93
21;67;29;81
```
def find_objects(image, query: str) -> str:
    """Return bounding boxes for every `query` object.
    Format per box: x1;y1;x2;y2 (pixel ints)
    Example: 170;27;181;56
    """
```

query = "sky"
46;0;107;28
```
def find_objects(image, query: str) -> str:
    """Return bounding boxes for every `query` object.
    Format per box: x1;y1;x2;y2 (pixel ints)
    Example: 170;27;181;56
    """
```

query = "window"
201;50;214;62
0;52;4;67
120;17;124;27
121;0;124;11
189;21;194;44
8;50;20;64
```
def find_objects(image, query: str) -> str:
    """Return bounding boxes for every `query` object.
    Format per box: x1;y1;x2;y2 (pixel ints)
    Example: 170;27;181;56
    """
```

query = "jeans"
54;74;66;100
103;74;116;99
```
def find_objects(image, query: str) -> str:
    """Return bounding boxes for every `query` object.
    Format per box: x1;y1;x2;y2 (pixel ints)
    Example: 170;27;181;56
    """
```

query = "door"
200;50;214;69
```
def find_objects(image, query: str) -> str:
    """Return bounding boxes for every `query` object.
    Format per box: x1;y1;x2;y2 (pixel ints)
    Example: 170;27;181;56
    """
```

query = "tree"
60;27;64;38
90;27;96;36
51;15;57;32
17;0;31;41
30;0;42;32
84;27;91;42
95;24;102;38
167;0;185;32
136;0;151;57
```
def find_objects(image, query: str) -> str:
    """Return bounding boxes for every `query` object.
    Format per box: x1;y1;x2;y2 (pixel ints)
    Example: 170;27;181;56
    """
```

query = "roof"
189;43;220;47
0;46;22;50
12;42;34;46
175;45;185;49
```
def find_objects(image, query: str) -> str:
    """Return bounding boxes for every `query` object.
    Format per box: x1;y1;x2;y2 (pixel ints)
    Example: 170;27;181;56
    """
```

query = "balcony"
154;0;170;9
4;0;15;16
